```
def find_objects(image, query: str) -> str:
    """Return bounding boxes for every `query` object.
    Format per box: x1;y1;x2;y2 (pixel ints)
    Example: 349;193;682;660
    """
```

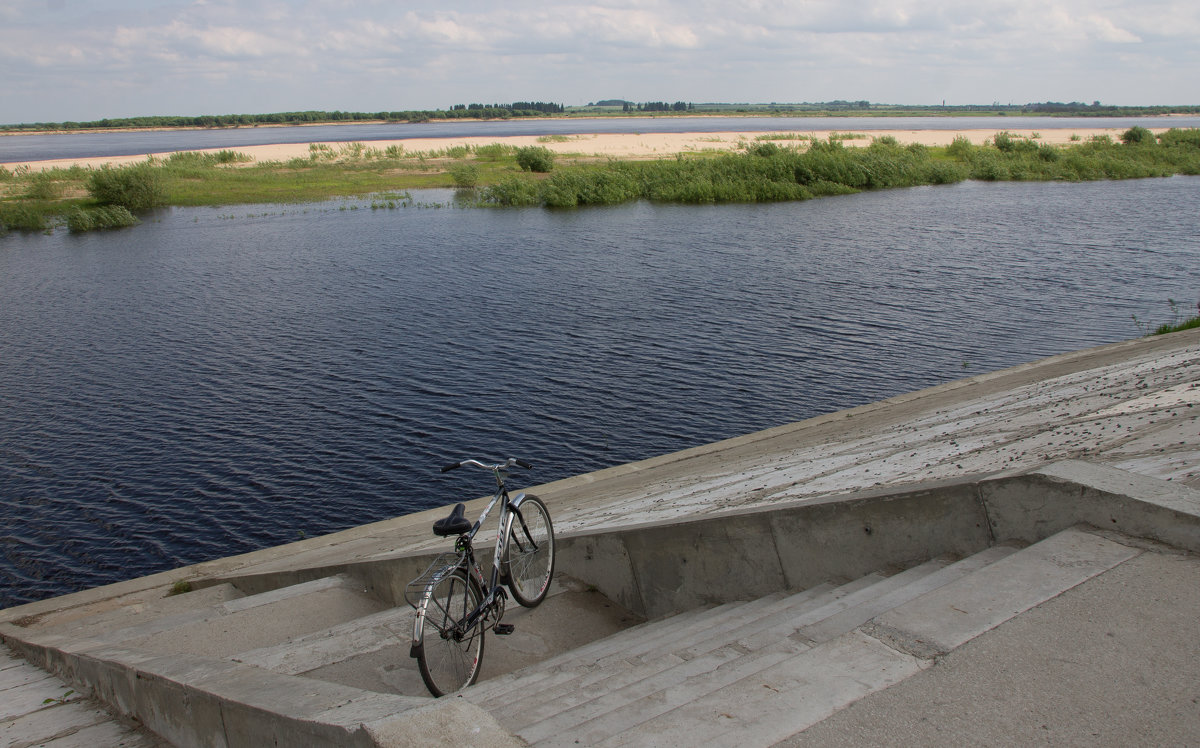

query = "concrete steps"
462;527;1139;747
2;646;166;747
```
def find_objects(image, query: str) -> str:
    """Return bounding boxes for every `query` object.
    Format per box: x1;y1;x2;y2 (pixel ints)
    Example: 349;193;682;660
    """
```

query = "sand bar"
1;127;1158;172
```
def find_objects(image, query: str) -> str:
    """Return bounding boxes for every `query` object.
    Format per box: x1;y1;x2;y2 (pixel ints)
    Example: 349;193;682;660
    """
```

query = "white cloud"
0;0;1197;122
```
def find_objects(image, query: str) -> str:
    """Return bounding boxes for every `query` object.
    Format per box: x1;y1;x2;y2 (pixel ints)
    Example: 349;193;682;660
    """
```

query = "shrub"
0;203;51;232
213;150;250;164
480;175;541;206
515;146;555;172
540;168;640;207
1158;128;1200;148
745;142;781;157
993;131;1037;154
23;171;64;200
474;144;515;160
66;205;139;232
87;163;165;211
946;136;974;160
1121;126;1155;145
448;162;479;188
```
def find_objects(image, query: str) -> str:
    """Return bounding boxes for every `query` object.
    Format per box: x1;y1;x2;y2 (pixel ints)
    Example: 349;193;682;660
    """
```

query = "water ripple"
2;179;1199;606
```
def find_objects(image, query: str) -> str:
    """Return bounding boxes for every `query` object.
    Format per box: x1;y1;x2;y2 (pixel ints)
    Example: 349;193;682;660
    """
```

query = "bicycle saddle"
433;503;472;536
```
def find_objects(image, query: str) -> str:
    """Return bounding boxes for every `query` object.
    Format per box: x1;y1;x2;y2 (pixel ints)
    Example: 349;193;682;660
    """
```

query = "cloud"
1;0;1197;122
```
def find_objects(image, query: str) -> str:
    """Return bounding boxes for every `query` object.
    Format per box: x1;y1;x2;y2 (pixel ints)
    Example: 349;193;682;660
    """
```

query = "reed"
4;128;1200;232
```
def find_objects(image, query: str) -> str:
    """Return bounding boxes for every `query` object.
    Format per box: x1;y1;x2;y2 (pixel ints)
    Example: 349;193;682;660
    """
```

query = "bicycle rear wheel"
503;494;555;608
415;568;485;696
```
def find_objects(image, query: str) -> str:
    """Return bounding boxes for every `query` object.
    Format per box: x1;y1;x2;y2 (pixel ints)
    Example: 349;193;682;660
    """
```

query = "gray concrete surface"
2;646;167;747
778;548;1200;747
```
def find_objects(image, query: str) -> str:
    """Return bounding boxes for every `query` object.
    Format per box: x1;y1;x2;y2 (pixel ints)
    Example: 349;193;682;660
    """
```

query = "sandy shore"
2;127;1156;172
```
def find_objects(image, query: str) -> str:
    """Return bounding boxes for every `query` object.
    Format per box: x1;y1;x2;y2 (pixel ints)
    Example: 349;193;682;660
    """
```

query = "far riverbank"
6;114;1200;169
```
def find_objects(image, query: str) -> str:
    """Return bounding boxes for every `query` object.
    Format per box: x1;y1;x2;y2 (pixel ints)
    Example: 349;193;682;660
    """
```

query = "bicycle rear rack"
404;551;467;610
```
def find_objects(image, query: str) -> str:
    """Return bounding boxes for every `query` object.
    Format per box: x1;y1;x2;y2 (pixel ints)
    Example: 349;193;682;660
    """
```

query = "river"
1;177;1198;606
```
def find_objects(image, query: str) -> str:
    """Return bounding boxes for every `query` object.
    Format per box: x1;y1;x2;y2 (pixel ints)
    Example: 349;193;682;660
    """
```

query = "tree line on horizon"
4;101;1199;132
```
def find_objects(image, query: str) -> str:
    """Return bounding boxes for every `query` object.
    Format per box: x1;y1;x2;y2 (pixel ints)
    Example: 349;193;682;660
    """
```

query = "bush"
448;162;479;188
1121;126;1155;145
745;142;781;157
474;144;515;160
540;168;641;207
66;205;140;232
1158;128;1200;148
0;203;51;232
946;136;975;160
515;146;555;172
480;175;541;206
87;163;165;211
23;172;64;200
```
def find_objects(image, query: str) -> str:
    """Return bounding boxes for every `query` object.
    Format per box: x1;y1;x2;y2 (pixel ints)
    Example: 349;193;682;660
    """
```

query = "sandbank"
1;127;1159;173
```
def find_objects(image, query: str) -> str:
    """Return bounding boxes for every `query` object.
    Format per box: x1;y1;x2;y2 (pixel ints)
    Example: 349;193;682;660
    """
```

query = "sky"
1;0;1198;124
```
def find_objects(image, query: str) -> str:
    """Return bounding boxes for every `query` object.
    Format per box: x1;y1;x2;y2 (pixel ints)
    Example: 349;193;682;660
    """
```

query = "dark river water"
5;115;1200;163
2;177;1199;607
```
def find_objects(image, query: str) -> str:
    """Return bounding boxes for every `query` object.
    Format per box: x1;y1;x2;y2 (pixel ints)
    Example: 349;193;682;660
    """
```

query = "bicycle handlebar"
441;458;533;473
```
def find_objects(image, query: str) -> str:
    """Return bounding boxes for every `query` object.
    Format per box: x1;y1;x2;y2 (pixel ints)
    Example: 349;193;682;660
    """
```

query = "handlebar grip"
515;459;533;469
441;461;462;473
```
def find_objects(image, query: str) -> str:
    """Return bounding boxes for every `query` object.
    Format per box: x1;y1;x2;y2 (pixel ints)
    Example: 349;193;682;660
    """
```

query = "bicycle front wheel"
415;569;485;696
503;494;555;608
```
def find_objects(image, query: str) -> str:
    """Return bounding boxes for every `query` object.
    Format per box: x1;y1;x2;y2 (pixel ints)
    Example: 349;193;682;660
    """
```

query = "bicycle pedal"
494;623;515;635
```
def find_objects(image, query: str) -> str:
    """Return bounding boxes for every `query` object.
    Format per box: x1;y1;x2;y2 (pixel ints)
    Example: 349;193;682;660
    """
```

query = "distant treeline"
6;100;1200;132
0;103;566;132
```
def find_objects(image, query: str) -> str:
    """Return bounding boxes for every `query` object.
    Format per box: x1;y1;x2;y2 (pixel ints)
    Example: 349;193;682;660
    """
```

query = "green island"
3;126;1200;237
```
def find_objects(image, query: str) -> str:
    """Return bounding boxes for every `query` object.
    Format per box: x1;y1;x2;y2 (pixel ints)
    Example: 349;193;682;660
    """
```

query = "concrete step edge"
463;607;714;705
502;561;947;738
471;604;747;713
795;544;1021;645
588;630;928;748
487;583;841;721
231;604;414;675
514;631;818;743
863;526;1142;659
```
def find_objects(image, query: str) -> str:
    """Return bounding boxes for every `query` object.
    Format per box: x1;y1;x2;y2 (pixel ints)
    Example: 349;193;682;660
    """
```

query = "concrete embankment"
2;329;1197;746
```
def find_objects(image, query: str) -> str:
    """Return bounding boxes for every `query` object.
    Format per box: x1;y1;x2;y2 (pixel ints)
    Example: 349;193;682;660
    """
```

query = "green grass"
1135;298;1200;336
1156;317;1200;334
4;128;1200;233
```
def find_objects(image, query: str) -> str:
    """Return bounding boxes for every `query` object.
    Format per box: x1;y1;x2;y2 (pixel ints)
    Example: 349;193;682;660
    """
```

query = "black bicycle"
406;458;556;696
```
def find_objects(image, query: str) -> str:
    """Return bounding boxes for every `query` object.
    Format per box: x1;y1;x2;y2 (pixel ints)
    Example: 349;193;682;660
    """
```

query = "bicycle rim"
416;569;485;696
505;495;555;608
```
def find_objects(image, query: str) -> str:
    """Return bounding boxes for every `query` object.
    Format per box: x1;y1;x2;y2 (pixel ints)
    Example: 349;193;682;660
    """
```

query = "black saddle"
433;503;472;537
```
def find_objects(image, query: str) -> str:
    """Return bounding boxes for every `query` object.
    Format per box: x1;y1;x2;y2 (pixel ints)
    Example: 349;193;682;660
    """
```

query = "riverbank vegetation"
479;128;1200;208
1136;299;1200;336
3;128;1199;234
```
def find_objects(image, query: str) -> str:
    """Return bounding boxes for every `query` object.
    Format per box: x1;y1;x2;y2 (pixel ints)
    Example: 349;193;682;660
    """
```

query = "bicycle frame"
413;460;539;643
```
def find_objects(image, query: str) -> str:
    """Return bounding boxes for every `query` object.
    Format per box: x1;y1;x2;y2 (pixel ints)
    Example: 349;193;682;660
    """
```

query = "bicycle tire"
415;568;485;696
503;494;555;608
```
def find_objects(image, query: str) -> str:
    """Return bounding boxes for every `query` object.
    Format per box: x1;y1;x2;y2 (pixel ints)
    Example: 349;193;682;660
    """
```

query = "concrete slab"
129;584;385;659
587;631;927;748
778;549;1200;747
2;647;167;748
865;527;1140;658
300;580;642;698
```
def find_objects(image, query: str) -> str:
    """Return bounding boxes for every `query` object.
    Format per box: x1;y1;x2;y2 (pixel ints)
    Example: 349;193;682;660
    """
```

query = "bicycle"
406;457;556;697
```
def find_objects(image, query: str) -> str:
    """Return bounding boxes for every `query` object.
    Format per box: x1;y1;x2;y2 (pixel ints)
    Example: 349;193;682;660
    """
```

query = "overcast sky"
2;0;1197;124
